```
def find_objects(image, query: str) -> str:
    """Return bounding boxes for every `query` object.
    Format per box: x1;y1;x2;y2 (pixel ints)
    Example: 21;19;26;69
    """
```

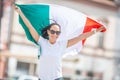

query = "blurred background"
0;0;120;80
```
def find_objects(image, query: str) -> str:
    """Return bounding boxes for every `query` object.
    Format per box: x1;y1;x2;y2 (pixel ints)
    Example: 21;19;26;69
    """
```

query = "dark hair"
41;23;61;39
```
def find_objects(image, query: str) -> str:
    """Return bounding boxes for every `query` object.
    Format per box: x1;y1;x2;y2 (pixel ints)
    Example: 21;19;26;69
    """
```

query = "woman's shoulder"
57;40;68;45
38;36;48;44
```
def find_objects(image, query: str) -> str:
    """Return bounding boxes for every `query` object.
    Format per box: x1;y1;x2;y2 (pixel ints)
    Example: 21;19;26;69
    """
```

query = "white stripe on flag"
49;4;87;54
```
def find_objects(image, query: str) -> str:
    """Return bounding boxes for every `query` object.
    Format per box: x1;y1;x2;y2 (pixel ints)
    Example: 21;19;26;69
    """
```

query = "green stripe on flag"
16;4;50;44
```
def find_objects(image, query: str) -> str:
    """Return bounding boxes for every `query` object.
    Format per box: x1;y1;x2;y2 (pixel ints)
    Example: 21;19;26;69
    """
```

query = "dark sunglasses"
49;29;61;35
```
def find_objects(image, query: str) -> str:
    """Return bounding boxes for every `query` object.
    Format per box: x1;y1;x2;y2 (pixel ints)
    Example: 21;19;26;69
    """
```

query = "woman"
13;5;105;80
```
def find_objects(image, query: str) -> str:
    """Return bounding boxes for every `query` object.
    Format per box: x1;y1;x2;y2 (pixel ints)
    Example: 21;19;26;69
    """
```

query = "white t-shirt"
37;36;67;80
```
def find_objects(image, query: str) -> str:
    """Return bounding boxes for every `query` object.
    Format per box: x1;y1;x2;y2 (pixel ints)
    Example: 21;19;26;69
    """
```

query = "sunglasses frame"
49;29;61;35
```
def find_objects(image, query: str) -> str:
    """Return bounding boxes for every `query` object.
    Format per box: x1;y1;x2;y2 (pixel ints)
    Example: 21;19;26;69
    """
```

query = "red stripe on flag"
82;17;106;45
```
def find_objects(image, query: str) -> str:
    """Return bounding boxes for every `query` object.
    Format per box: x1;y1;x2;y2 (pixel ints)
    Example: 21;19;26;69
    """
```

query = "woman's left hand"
96;26;106;32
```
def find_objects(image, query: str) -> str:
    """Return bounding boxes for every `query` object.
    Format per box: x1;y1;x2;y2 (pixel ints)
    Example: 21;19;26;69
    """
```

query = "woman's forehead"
50;25;60;30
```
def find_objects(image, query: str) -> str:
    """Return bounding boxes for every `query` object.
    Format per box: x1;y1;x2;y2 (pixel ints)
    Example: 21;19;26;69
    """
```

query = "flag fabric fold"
16;3;106;55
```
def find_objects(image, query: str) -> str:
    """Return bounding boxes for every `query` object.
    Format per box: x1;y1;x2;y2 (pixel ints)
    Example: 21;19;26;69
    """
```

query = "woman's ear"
47;29;50;35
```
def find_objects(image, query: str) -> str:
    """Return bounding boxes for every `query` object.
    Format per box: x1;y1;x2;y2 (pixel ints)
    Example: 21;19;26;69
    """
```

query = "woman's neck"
49;40;56;44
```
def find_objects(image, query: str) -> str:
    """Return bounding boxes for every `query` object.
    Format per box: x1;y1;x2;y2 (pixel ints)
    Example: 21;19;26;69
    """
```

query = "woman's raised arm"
67;26;106;48
13;4;40;43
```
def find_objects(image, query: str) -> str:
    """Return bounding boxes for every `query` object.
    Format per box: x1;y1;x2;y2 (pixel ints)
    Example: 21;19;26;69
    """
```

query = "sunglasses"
49;29;61;35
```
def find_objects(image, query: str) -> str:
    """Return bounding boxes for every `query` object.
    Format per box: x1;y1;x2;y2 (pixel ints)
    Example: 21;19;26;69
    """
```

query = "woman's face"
47;25;61;42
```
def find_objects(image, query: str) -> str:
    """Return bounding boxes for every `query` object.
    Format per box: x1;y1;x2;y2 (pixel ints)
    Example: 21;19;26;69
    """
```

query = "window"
16;62;30;75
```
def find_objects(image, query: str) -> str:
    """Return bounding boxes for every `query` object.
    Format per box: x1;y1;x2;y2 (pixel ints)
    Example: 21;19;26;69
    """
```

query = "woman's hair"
41;23;61;39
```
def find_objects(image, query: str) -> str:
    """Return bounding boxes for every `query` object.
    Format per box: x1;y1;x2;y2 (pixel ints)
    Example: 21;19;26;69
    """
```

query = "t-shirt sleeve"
60;40;68;55
37;36;45;45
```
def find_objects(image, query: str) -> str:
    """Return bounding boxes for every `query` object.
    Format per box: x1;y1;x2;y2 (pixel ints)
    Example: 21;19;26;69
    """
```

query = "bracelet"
93;29;97;34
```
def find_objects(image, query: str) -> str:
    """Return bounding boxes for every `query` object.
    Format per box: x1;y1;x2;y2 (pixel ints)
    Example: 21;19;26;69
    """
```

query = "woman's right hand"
12;4;21;14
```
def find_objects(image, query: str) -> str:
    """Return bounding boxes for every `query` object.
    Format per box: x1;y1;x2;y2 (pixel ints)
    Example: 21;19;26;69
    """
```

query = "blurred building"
0;0;120;80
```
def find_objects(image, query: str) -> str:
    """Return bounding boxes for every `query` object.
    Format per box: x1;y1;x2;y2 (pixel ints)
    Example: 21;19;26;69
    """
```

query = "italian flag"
16;3;106;53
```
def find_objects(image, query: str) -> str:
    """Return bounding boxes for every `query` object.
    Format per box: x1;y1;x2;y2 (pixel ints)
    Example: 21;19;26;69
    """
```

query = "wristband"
93;29;97;34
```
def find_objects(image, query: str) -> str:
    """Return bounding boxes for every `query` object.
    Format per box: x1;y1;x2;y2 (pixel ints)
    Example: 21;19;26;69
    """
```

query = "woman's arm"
13;5;39;42
67;26;106;48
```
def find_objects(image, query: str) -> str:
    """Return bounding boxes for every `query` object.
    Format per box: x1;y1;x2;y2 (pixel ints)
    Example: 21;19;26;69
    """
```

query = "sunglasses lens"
50;30;55;34
56;31;61;35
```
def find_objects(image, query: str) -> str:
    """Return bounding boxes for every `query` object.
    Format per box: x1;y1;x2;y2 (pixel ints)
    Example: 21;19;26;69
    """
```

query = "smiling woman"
13;3;106;80
47;26;61;44
41;23;61;42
